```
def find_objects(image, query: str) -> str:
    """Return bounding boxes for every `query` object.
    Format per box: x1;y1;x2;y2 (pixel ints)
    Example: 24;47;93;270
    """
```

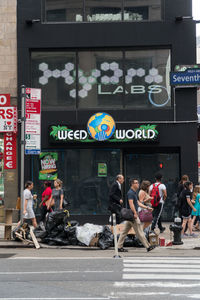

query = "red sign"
4;132;17;169
0;107;17;133
0;94;10;106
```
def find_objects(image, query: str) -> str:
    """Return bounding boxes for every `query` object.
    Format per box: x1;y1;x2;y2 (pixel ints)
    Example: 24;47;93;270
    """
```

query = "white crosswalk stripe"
122;257;200;280
111;257;200;299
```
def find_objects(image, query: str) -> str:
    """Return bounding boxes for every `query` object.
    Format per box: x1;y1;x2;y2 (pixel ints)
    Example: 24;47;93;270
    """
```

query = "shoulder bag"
121;208;134;221
138;209;153;223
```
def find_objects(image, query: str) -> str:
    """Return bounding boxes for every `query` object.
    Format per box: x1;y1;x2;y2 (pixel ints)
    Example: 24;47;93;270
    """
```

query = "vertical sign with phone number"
25;88;41;155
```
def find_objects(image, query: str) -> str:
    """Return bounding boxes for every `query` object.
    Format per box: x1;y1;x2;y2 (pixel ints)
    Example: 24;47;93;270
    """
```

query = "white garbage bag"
76;223;103;246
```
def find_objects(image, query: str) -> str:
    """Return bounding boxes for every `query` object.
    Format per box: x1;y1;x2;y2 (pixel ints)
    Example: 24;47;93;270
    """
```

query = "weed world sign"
49;114;158;143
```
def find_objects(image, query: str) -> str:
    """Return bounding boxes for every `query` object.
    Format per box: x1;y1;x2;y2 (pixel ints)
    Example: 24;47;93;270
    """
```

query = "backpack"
150;183;161;207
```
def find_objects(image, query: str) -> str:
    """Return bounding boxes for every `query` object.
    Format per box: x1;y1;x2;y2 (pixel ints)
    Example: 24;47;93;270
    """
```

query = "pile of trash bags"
14;210;146;249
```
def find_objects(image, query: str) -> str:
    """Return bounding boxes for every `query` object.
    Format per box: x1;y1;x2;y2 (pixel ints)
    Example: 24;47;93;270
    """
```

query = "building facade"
0;0;17;222
17;0;197;224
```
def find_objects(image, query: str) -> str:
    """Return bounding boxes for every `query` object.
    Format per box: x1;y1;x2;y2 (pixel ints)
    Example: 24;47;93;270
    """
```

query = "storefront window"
31;49;171;109
43;0;162;22
31;52;76;108
78;51;123;108
32;149;120;215
124;49;171;108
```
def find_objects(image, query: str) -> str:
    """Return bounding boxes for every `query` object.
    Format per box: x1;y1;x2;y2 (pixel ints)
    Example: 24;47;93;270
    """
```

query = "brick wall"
0;0;18;222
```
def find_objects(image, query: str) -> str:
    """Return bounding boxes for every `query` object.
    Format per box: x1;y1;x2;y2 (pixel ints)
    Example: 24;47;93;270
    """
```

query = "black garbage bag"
46;210;66;233
64;221;79;245
98;226;114;250
123;234;137;247
34;228;47;239
132;236;144;247
42;236;71;246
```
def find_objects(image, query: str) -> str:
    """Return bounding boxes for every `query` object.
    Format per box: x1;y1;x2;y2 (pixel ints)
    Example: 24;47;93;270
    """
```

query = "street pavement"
0;254;200;299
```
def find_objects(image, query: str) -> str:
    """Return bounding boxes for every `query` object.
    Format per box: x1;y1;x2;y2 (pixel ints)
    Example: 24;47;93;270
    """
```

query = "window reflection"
44;0;162;22
85;0;122;22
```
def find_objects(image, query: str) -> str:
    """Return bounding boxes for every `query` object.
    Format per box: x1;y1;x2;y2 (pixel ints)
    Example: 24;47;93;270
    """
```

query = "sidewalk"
0;222;200;250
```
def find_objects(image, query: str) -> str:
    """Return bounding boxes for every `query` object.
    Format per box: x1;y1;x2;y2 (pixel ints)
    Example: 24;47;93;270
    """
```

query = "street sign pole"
20;85;26;222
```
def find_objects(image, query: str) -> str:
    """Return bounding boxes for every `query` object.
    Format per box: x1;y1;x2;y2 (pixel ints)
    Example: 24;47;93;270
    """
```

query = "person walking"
191;185;200;230
150;173;167;233
176;175;189;217
180;181;197;237
23;181;37;228
117;178;155;253
39;181;52;222
108;174;124;224
138;180;153;230
48;179;64;210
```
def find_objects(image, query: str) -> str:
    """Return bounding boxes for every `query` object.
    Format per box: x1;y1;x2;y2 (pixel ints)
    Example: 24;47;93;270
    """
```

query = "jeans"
151;202;164;231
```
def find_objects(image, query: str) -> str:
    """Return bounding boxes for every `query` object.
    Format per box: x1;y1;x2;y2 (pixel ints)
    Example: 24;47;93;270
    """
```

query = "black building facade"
18;0;197;224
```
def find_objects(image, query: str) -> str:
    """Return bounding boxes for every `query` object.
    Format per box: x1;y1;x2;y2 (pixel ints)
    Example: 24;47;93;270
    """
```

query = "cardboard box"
89;233;99;247
159;237;165;247
149;232;159;246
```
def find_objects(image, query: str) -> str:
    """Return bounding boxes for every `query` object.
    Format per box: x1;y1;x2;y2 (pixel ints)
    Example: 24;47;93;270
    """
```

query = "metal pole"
20;85;26;222
173;87;176;122
112;213;121;258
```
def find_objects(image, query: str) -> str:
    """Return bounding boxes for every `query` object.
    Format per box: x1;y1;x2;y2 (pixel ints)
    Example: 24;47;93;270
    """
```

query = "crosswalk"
111;257;200;299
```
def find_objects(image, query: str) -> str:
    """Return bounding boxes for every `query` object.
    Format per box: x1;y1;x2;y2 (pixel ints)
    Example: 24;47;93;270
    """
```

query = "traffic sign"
170;69;200;86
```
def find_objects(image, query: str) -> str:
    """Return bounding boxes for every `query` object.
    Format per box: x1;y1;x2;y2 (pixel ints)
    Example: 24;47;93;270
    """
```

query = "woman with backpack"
47;179;64;211
180;181;197;237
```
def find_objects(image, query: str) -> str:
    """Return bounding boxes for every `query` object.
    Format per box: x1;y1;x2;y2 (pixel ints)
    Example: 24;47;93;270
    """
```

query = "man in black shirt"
117;178;155;252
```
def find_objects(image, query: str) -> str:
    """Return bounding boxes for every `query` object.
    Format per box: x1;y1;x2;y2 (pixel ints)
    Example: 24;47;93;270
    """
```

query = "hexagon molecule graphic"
145;75;154;84
61;70;70;78
125;75;132;84
110;76;119;84
65;76;74;85
154;75;163;83
91;69;101;78
101;62;110;71
69;89;76;98
127;68;136;77
79;76;87;85
136;68;145;77
110;62;119;71
78;89;88;98
83;83;92;91
149;68;158;76
114;69;123;78
88;76;96;85
44;70;52;78
101;75;110;84
39;76;48;85
39;63;48;72
65;63;74;71
52;69;61;78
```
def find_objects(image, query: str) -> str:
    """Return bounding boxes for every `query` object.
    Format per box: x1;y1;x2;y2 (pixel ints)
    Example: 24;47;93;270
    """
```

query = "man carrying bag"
118;178;155;253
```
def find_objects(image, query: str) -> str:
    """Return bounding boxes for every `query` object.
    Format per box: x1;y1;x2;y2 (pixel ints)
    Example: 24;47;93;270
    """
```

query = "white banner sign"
25;88;41;155
0;107;17;133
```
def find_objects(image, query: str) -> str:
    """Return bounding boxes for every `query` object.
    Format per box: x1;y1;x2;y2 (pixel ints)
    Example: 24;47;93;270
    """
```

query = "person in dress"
23;181;37;228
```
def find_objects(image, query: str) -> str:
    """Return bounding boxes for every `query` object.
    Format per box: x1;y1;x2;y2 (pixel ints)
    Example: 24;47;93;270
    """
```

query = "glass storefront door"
124;151;180;221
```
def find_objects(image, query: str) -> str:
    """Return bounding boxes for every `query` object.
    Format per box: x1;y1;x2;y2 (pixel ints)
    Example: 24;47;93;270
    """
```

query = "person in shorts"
23;181;37;228
180;181;197;237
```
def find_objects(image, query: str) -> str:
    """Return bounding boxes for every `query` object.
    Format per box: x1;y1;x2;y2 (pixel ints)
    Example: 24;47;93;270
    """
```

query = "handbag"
139;209;153;222
121;208;134;221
